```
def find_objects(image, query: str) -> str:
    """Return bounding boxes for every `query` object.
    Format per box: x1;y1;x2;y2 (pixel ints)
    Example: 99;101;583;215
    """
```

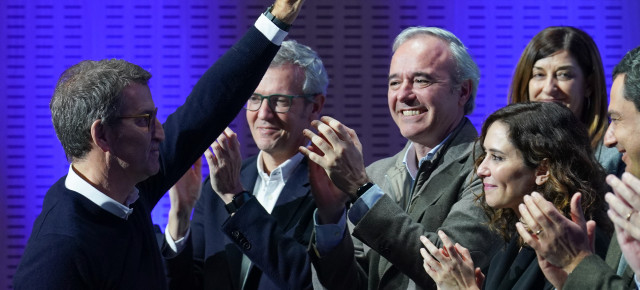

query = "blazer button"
242;241;251;250
231;230;240;239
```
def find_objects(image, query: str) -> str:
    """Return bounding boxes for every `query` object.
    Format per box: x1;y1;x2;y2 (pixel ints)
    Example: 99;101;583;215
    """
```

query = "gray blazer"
310;118;502;289
564;234;636;290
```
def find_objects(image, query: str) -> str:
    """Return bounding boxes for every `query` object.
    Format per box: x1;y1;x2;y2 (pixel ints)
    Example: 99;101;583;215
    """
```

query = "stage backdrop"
1;0;639;287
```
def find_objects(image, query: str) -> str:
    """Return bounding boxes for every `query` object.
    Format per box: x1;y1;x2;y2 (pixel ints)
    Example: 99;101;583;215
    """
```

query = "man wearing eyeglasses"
12;1;307;289
162;40;327;289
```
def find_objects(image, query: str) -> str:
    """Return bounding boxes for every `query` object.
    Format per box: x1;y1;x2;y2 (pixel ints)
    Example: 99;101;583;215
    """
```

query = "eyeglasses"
245;93;316;113
118;107;158;131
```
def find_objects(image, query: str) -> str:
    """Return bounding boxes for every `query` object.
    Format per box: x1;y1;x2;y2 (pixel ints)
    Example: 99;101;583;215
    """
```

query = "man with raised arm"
13;1;306;289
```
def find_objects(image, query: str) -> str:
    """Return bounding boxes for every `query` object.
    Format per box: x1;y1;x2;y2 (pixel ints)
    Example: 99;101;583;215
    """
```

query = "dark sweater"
13;26;279;290
13;179;167;289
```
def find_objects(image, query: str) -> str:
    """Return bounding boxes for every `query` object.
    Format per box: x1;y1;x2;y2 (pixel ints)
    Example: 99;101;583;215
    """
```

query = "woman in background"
419;102;611;290
509;26;624;176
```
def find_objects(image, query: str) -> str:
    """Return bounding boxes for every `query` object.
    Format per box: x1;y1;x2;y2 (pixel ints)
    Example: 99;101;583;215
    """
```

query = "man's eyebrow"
388;72;433;81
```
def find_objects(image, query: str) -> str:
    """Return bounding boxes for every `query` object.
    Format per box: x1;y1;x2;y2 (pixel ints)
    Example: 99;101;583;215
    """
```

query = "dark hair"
475;102;611;241
613;46;640;112
509;26;607;148
50;59;152;161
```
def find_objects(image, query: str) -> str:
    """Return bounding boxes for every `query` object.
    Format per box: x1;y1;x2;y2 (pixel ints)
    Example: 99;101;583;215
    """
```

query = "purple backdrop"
1;0;639;288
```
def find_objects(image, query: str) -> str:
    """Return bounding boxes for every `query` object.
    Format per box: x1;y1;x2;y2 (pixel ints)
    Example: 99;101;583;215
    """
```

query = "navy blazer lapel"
240;155;259;193
271;158;312;231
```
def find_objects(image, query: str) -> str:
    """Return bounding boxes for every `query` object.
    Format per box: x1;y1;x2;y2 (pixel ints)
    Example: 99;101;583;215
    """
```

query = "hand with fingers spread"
168;157;203;240
299;116;370;197
606;173;640;240
204;127;245;204
516;191;596;288
605;172;640;276
419;231;481;290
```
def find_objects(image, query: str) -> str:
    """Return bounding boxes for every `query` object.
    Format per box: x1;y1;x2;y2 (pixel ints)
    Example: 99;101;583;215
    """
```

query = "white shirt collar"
65;165;139;220
256;151;305;182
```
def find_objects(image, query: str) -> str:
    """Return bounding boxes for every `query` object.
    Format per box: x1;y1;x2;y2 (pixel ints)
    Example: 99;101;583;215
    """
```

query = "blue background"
1;0;639;287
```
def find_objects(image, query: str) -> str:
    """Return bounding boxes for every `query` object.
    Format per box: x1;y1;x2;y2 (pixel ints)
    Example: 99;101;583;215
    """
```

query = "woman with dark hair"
419;102;611;290
509;26;624;176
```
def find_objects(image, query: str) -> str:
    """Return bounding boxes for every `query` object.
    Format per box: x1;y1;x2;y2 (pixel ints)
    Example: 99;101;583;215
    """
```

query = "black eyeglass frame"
245;93;317;113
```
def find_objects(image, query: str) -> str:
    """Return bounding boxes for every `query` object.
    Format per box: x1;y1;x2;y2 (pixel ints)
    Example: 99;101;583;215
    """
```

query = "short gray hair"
613;46;640;112
50;59;152;161
392;27;480;115
270;40;329;95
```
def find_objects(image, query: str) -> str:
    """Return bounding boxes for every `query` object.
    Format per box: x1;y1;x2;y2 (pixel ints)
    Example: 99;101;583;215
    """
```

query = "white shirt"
65;165;139;220
254;151;305;213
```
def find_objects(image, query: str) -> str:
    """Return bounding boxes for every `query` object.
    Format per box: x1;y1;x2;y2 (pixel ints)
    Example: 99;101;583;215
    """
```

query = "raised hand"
167;157;203;240
516;192;595;289
271;0;307;24
205;127;244;204
420;231;480;290
606;173;640;240
299;116;369;197
605;172;640;276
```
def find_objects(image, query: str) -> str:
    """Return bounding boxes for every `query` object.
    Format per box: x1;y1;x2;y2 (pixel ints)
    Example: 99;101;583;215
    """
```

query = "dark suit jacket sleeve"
564;254;636;290
138;25;279;207
308;226;369;290
221;198;313;289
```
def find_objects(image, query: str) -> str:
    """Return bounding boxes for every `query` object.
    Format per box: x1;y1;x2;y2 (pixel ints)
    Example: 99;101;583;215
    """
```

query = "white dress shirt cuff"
254;13;288;45
164;224;190;255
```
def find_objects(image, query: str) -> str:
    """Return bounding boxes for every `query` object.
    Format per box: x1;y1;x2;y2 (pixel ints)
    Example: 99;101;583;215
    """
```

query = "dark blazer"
484;226;610;290
13;26;279;290
564;234;636;289
483;236;553;290
310;118;502;289
165;155;316;290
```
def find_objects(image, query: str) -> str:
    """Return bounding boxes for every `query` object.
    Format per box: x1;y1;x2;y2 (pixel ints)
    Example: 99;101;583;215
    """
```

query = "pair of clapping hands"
170;117;368;221
419;173;640;290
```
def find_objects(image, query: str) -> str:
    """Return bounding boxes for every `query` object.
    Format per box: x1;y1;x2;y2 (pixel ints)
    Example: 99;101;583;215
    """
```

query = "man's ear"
91;119;110;153
310;94;326;118
458;79;472;107
535;158;550;185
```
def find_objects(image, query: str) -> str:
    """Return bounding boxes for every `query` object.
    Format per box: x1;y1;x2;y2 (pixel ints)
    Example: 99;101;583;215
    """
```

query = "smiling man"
301;27;500;289
162;40;327;289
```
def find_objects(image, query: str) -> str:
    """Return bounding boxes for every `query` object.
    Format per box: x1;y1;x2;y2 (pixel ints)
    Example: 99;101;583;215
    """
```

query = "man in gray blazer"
515;46;640;290
300;27;501;289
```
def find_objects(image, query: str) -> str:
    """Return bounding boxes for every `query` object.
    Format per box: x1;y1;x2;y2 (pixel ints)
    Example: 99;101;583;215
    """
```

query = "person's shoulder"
14;233;90;289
